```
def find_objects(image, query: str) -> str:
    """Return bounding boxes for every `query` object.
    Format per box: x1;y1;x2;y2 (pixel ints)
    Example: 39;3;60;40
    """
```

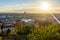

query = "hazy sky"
0;0;60;13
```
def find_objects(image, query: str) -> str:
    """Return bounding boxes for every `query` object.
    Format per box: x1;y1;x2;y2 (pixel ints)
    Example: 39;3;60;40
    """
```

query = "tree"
28;24;60;40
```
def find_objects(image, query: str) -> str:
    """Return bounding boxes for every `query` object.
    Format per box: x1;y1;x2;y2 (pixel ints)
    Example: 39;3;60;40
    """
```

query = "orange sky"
0;0;60;13
0;8;60;13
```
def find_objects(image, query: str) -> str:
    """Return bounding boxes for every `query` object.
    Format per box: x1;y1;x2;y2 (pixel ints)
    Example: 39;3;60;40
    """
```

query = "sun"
40;2;50;10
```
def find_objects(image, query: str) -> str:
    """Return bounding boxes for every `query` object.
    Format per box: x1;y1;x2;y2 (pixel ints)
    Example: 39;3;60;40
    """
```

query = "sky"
0;0;60;13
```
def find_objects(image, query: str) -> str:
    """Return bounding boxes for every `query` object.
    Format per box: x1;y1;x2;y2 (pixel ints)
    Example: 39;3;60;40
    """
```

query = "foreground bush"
28;24;60;40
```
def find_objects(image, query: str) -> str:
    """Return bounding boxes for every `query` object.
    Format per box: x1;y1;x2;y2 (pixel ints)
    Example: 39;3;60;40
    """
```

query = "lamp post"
0;21;4;36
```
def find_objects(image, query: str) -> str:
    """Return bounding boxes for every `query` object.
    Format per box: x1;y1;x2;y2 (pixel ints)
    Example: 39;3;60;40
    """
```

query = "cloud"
0;3;38;10
0;0;59;13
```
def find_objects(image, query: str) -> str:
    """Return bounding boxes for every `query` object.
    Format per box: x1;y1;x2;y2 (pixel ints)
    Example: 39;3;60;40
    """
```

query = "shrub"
28;24;60;40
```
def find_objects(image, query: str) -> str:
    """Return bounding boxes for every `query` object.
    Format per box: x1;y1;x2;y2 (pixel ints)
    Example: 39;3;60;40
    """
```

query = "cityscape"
0;13;60;40
0;0;60;40
0;13;59;25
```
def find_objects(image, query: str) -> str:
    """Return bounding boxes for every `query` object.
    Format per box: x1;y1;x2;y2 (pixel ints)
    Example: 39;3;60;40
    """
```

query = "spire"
23;11;26;19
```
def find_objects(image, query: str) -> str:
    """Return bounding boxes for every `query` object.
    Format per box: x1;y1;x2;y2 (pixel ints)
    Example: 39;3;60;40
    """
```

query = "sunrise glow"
40;2;50;10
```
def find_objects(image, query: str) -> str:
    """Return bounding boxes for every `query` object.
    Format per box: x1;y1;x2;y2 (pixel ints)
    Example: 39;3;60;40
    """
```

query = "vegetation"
15;20;60;40
0;20;60;40
28;24;60;40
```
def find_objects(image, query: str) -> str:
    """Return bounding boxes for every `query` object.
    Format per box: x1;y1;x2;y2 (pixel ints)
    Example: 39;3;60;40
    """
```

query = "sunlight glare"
40;2;50;10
